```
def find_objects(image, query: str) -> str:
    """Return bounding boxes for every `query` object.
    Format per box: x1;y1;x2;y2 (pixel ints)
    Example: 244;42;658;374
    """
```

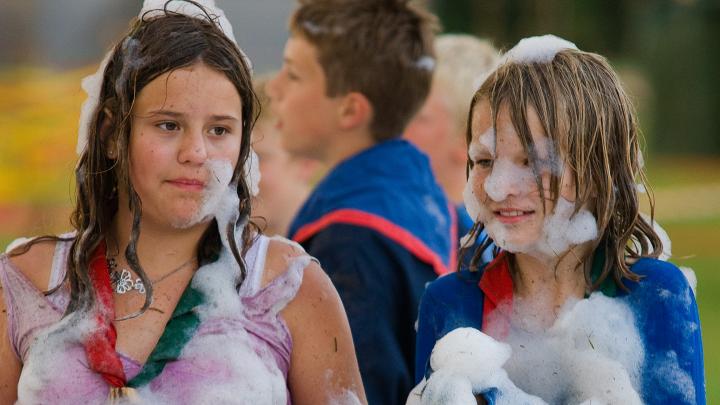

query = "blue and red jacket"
415;252;706;404
289;139;455;405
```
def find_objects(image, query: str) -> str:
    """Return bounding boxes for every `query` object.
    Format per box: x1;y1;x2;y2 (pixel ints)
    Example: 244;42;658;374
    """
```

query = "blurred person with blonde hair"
405;34;499;248
252;75;322;236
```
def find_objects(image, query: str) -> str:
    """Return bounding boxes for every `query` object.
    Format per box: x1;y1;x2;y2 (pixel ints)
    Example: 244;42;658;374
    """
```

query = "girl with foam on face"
0;1;365;404
410;35;705;404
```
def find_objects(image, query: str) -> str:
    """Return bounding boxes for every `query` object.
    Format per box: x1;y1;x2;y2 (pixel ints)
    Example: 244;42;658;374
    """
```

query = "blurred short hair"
290;0;439;141
434;34;499;136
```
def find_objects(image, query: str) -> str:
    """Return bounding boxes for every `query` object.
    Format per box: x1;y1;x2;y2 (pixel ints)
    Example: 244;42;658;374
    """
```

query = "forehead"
470;98;548;149
134;63;242;113
285;35;322;72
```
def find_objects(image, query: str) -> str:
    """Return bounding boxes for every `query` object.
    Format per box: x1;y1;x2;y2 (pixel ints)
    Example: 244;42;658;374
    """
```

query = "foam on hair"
501;34;578;64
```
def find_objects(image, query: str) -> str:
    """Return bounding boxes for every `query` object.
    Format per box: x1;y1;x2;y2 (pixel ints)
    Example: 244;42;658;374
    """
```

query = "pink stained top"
0;234;306;404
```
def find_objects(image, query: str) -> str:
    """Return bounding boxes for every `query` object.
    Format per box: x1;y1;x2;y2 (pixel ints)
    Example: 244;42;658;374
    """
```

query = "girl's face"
465;99;579;253
127;62;243;230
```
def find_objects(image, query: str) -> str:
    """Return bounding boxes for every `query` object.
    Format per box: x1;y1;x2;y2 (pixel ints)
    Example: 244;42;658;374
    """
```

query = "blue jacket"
415;255;706;404
289;140;455;405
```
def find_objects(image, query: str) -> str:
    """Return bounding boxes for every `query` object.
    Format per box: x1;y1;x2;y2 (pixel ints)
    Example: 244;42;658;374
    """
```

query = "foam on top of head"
502;34;578;64
140;0;239;48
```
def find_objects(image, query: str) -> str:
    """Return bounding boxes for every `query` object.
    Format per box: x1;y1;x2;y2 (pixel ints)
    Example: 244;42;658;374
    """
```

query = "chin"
164;205;207;230
484;221;541;254
169;215;212;230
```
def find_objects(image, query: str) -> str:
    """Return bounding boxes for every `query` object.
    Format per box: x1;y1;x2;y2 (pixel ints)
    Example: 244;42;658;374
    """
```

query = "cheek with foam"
533;198;598;258
464;132;495;221
463;169;516;252
171;159;234;229
463;169;483;222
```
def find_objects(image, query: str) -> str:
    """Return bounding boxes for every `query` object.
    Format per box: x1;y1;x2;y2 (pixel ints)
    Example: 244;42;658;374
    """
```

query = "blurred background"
0;0;717;400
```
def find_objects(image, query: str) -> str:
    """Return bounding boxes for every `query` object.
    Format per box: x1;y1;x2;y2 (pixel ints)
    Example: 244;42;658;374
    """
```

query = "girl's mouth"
494;209;535;224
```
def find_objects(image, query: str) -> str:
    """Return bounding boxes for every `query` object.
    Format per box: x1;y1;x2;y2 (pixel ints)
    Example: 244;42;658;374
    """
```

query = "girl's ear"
99;108;117;159
337;92;373;131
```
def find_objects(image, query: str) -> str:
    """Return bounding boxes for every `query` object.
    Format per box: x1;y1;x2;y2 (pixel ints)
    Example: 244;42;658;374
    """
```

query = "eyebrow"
146;110;240;122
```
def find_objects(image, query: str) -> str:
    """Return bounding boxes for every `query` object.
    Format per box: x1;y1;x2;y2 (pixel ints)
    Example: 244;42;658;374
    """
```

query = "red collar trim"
479;251;514;340
291;208;453;276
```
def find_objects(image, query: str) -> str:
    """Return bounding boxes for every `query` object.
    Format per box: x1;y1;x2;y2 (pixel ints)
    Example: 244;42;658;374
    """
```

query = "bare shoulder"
262;236;338;312
260;236;312;288
4;238;58;292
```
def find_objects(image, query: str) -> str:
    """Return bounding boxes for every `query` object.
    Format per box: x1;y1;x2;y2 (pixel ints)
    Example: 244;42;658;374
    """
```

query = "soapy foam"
169;159;233;229
412;294;646;405
502;35;578;64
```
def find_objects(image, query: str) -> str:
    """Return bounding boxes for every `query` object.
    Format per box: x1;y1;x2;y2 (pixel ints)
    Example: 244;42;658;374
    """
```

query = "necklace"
107;256;196;295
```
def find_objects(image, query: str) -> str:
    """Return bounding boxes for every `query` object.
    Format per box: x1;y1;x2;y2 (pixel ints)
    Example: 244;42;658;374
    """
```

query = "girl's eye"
475;159;493;168
210;127;229;136
158;122;179;131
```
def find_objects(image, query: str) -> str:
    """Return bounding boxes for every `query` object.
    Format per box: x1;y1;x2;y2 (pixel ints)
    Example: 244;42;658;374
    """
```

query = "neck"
110;205;207;280
322;128;376;169
509;244;593;329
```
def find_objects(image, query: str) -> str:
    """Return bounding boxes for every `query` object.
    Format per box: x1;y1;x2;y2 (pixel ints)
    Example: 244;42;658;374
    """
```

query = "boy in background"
267;1;453;403
405;34;499;242
251;75;322;236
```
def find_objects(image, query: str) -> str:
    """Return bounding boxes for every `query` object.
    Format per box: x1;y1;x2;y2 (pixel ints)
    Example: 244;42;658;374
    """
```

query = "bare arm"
0;240;56;402
277;253;366;404
0;284;21;403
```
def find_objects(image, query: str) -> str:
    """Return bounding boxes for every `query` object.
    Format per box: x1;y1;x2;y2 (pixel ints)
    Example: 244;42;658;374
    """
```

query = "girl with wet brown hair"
411;35;704;404
0;2;365;403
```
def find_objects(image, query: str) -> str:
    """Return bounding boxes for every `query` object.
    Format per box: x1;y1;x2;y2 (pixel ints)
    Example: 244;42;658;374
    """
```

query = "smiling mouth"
494;209;535;223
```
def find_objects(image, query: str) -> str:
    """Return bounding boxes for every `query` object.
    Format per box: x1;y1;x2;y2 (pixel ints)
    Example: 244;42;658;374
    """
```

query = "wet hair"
289;0;438;140
12;2;259;317
462;48;662;291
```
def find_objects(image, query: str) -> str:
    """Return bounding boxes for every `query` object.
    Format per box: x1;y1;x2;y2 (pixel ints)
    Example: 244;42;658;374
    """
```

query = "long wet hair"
461;48;663;291
13;3;259;317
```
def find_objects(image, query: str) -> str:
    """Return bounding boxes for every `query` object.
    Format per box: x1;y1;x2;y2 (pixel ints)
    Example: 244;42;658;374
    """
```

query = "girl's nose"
178;130;208;164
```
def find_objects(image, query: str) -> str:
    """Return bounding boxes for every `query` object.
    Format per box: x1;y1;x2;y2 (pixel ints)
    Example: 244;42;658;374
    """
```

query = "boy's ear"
337;92;373;130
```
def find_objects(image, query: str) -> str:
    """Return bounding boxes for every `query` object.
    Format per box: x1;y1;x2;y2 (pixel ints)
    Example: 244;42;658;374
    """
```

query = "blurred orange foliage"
0;67;93;235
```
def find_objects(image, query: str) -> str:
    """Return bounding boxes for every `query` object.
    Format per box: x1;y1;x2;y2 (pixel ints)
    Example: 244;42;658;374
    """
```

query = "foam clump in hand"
430;327;511;381
419;328;512;405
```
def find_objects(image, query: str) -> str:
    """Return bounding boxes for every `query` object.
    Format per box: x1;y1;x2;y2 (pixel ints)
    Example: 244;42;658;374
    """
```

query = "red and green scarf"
84;242;204;397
